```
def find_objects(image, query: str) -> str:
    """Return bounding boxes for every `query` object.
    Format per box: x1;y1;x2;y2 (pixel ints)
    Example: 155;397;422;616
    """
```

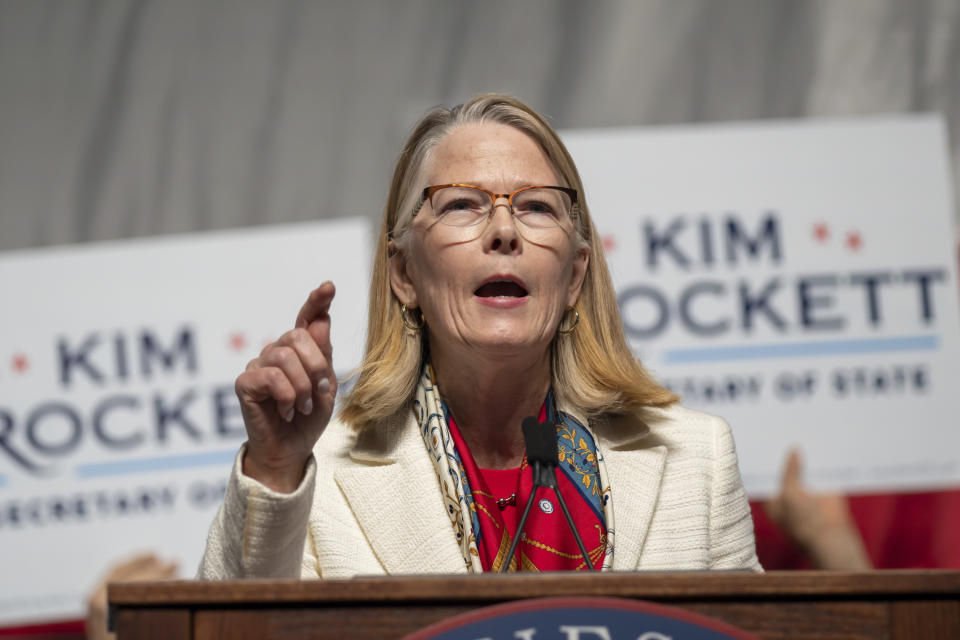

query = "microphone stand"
500;424;597;572
500;472;538;572
540;461;596;572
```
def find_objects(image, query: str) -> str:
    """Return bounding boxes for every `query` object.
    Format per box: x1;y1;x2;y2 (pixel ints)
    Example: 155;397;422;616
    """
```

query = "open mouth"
474;280;529;298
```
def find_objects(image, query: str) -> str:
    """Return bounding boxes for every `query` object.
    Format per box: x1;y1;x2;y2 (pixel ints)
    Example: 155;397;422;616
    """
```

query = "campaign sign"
404;596;759;640
563;116;960;497
0;219;370;625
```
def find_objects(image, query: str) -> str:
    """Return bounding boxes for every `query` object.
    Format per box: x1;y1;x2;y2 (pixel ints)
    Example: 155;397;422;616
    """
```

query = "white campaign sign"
0;219;370;625
563;116;960;498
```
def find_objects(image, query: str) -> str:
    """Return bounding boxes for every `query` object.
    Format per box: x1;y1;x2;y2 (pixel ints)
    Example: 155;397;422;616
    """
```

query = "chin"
468;329;550;357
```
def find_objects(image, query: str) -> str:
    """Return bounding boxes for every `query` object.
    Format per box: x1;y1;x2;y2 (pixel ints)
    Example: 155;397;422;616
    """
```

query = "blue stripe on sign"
663;335;939;364
75;448;238;479
0;474;7;488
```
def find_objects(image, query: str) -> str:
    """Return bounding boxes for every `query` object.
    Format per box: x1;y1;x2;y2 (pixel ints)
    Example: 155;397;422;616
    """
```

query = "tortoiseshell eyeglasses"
412;184;579;230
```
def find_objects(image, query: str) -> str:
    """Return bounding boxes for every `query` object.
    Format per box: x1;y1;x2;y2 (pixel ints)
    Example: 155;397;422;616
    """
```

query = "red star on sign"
812;223;829;242
229;332;247;352
601;235;617;252
845;230;863;251
11;354;29;373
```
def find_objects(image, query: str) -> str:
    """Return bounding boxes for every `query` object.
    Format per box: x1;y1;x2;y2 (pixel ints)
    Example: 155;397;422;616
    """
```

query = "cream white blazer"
198;404;762;579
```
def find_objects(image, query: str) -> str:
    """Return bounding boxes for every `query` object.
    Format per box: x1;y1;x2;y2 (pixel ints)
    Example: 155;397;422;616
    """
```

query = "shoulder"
312;409;417;469
645;405;737;463
312;416;361;462
643;404;732;440
592;403;732;452
638;405;745;488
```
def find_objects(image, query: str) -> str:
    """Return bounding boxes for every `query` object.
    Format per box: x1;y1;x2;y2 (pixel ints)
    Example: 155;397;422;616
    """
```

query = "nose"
484;197;520;253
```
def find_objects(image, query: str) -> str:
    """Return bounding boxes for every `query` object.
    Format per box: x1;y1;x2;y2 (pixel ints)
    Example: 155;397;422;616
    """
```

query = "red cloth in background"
0;620;84;639
752;489;960;569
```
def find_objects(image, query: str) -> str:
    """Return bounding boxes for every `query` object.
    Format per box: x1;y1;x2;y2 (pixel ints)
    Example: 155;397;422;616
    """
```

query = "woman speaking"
199;94;761;577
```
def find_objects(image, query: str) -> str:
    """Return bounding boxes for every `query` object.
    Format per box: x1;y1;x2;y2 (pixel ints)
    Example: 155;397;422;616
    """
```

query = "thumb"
781;448;803;494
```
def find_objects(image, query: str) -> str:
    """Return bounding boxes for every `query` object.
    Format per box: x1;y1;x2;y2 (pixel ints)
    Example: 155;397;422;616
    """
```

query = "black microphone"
500;417;596;572
523;416;557;489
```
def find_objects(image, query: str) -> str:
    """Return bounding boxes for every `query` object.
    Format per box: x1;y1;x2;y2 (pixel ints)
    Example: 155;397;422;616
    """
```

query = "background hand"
235;281;338;492
86;552;178;640
764;449;872;570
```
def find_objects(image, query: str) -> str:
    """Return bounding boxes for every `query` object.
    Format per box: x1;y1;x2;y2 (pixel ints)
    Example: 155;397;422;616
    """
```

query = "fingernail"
303;397;314;415
283;407;295;422
317;378;331;394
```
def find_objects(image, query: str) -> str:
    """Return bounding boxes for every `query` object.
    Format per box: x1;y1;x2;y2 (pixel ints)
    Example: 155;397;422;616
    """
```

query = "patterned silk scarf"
415;364;615;572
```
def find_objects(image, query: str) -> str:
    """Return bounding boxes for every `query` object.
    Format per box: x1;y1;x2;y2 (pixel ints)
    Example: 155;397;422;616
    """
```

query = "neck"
431;342;551;470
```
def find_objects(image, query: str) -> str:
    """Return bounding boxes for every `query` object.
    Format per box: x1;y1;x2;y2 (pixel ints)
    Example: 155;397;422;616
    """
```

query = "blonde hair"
339;94;677;430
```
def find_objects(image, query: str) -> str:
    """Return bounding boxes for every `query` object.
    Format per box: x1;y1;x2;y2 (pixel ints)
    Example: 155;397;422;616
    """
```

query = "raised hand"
235;282;338;492
764;449;872;570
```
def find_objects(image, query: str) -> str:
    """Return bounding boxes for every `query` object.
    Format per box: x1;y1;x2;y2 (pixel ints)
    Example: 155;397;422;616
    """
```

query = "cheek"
407;248;468;308
406;237;442;287
547;254;576;294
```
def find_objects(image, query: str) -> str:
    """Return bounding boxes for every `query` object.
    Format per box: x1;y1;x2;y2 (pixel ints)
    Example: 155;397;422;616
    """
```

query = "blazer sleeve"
197;443;316;579
708;418;764;572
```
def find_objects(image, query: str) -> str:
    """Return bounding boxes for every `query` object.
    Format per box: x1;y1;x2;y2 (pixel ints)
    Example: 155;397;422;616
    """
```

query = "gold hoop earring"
558;307;579;335
400;304;424;330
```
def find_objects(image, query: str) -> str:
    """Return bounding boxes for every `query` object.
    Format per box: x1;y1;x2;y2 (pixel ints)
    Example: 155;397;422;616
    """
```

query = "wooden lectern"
109;570;960;639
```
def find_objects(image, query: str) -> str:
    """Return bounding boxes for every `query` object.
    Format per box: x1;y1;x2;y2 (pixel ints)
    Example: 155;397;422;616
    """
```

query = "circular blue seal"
403;596;761;640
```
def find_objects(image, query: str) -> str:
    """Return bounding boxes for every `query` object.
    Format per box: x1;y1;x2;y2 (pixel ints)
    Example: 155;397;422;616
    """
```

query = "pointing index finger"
295;281;336;329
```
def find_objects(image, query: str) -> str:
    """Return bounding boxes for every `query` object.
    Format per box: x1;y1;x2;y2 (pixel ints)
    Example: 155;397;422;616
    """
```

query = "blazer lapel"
334;415;468;575
595;413;667;571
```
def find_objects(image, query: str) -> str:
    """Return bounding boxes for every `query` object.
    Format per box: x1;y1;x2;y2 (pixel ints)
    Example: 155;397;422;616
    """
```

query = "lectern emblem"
402;595;761;639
